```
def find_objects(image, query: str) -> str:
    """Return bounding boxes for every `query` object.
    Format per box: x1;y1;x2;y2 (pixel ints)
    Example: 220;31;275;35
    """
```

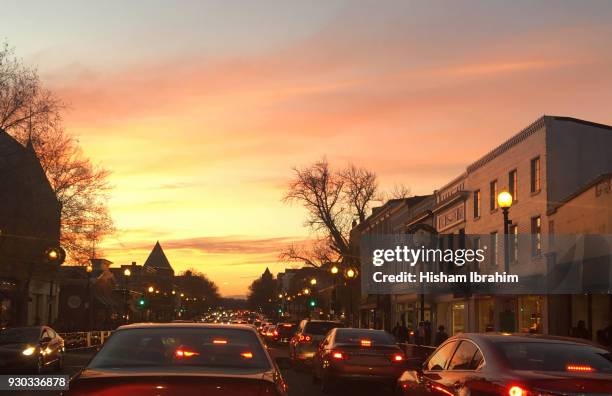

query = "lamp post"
497;191;513;273
123;268;131;324
86;264;93;331
344;266;358;326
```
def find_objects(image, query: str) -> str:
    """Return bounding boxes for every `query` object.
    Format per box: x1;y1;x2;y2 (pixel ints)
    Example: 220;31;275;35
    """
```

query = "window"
509;169;517;201
530;157;541;193
473;190;481;218
426;341;457;371
509;224;518;262
531;216;541;256
489;232;498;267
448;341;483;370
490;180;498;211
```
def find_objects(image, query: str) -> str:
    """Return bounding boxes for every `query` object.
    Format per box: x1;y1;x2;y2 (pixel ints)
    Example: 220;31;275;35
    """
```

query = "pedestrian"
398;320;409;343
571;320;591;340
434;325;448;346
392;322;401;340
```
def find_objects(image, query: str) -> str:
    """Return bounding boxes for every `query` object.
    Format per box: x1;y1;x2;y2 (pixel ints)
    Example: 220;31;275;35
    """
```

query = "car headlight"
22;346;36;356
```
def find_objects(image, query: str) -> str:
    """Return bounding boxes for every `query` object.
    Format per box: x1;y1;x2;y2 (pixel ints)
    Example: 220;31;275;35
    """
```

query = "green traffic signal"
138;298;146;307
308;299;316;308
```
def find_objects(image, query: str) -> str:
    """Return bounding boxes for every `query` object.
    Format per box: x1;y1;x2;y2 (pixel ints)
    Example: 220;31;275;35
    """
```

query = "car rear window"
335;329;395;345
276;324;296;335
496;342;612;373
303;322;342;335
88;328;271;370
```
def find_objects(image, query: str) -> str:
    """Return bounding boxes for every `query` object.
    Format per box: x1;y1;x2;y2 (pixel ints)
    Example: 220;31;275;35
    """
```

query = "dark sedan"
63;323;290;396
397;333;612;396
0;326;65;373
312;328;407;392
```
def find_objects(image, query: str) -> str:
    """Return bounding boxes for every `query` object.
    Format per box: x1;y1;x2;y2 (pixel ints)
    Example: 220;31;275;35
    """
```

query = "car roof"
117;323;258;331
303;320;343;323
455;332;604;347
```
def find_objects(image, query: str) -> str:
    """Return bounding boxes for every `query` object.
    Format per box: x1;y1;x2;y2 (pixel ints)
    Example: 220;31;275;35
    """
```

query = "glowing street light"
86;264;93;273
303;288;310;295
148;286;154;293
497;191;513;209
278;293;283;299
345;267;357;279
330;265;339;275
310;278;317;286
123;268;131;277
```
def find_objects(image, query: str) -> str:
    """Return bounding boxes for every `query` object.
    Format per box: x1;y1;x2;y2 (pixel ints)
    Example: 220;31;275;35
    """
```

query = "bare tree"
282;158;379;267
384;183;412;201
1;41;114;263
340;164;378;224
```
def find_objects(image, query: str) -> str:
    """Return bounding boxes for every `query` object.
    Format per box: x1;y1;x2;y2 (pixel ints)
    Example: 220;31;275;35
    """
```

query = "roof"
116;323;257;331
466;115;612;174
456;332;603;347
548;173;612;214
143;241;173;271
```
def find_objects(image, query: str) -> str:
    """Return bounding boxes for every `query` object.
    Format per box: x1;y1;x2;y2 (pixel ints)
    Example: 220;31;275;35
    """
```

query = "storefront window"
452;302;465;334
477;298;494;332
518;296;543;333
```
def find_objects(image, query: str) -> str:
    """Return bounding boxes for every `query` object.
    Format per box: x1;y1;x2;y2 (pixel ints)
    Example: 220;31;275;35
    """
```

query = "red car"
63;323;290;396
312;328;407;392
397;333;612;396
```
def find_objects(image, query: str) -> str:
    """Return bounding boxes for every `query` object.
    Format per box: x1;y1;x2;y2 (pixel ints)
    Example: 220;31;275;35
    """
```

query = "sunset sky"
5;0;612;296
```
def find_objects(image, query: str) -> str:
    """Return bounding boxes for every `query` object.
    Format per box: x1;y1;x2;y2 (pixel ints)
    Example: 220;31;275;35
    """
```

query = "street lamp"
330;265;339;275
303;288;310;295
85;264;93;330
278;293;283;299
123;268;131;277
497;191;513;273
148;286;154;293
310;278;317;286
123;268;131;324
345;267;357;279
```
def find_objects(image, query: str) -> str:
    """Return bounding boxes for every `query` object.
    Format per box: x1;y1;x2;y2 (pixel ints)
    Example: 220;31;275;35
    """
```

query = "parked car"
64;323;290;396
396;333;612;396
0;326;65;373
289;319;344;368
312;328;406;392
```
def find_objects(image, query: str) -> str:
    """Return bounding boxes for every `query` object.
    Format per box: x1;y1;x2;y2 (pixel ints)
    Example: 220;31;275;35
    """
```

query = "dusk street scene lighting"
0;2;611;394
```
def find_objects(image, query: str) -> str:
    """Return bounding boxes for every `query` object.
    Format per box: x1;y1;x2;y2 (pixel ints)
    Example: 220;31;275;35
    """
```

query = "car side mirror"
275;357;292;370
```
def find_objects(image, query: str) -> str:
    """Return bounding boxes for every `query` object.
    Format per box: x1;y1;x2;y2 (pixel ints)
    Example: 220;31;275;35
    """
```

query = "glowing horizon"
5;1;612;296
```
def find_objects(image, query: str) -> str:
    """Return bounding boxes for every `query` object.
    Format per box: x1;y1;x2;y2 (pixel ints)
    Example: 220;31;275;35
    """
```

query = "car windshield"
497;342;612;373
303;322;342;335
0;327;40;344
88;327;271;370
335;329;396;345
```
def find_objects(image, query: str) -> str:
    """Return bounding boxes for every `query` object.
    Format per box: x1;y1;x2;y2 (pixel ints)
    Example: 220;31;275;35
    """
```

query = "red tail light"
175;349;199;358
391;353;405;362
298;334;312;343
508;386;525;396
273;330;278;336
566;364;595;372
360;339;372;347
240;352;253;359
331;351;345;360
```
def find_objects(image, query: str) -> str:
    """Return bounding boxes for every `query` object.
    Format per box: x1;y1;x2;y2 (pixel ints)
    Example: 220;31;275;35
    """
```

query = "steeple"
143;241;174;272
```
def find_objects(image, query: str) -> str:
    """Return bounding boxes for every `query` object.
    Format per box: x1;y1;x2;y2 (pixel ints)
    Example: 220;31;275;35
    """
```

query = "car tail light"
566;364;595;372
175;349;199;358
391;353;405;362
508;385;526;396
240;352;253;359
298;334;312;343
331;351;346;360
273;330;278;336
360;339;372;347
213;339;228;344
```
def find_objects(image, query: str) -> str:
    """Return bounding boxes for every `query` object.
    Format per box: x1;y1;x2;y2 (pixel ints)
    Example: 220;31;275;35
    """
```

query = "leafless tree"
383;183;412;201
282;158;379;267
1;41;114;263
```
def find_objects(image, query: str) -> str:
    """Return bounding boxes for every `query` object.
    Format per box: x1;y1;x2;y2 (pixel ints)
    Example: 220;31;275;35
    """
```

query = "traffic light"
137;297;147;308
308;298;316;308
